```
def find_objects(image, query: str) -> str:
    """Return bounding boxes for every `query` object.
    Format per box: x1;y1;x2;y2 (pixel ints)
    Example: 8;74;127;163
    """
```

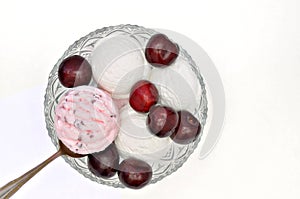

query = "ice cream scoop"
91;35;149;99
149;57;202;113
55;86;120;154
115;105;171;162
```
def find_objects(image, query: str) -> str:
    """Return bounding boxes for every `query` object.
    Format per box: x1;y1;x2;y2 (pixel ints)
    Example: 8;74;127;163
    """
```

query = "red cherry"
171;110;201;144
58;55;92;88
87;143;119;179
145;34;179;67
129;80;159;113
147;105;179;138
118;158;152;189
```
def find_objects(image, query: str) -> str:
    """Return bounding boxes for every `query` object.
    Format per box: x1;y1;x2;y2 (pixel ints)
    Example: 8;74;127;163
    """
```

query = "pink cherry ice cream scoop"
54;86;120;154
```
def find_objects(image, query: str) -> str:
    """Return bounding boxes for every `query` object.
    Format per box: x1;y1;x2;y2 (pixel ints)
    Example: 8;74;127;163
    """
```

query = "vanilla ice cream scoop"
91;35;149;99
54;86;120;154
115;105;171;162
149;57;202;113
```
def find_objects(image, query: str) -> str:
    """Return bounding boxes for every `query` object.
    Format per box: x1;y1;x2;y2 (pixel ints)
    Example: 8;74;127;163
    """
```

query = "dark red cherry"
129;80;159;113
88;143;119;179
118;158;152;189
145;34;179;67
171;110;201;144
58;55;92;88
147;105;179;138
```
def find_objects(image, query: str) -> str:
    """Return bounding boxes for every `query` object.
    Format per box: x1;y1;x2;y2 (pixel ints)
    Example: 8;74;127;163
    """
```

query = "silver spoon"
0;141;85;199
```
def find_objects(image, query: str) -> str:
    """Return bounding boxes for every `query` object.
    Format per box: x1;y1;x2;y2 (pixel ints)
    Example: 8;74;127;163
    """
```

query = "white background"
0;0;300;198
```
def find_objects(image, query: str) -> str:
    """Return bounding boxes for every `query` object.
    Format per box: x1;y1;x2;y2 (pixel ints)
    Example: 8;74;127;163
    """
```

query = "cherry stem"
0;149;63;199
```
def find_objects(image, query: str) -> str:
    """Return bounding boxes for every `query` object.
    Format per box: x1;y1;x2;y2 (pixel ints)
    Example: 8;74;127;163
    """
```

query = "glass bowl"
44;24;208;188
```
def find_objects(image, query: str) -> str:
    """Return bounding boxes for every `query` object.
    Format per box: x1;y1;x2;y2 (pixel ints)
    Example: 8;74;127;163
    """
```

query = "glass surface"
44;24;208;188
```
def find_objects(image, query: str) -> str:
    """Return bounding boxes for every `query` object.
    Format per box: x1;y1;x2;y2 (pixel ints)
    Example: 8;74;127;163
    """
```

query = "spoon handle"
0;150;62;199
